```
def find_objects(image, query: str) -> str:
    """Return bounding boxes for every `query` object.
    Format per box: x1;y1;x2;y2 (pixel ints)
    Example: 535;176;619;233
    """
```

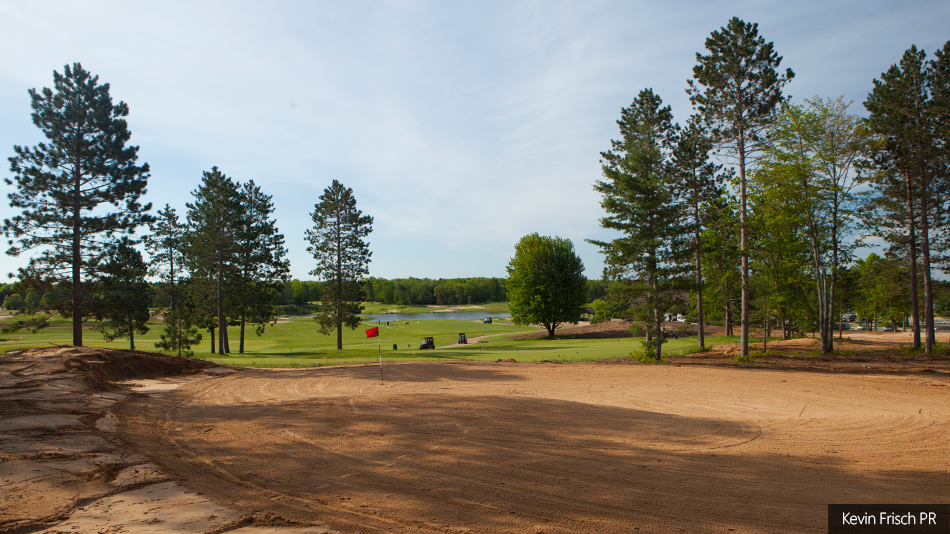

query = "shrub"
628;322;645;337
734;353;757;363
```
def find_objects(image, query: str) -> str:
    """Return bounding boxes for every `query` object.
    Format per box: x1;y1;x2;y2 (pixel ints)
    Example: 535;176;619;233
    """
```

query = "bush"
734;353;757;363
628;322;645;337
634;338;665;363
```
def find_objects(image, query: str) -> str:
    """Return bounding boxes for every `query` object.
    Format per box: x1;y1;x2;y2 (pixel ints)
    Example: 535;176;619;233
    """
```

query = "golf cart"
419;336;435;350
458;333;468;344
660;327;679;339
483;317;492;324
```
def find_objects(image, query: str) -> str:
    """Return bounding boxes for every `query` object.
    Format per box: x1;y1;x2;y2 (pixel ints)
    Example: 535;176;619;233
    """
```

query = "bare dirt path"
115;360;950;533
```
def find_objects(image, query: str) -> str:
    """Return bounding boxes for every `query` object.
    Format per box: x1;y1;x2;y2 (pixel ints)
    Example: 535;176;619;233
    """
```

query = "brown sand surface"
4;340;950;533
116;359;950;533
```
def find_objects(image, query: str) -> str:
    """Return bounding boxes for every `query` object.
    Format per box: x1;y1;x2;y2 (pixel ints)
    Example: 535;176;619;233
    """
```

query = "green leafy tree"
3;293;24;311
507;233;586;338
687;17;794;358
92;239;150;350
3;63;153;346
306;180;373;350
701;196;742;336
755;98;864;352
589;89;688;360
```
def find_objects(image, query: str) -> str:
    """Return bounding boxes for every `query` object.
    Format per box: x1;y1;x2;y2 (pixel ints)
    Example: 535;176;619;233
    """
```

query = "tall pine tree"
3;63;153;346
184;167;241;354
590;89;688;361
233;180;290;353
672;114;725;349
306;180;373;350
865;46;940;351
687;18;794;358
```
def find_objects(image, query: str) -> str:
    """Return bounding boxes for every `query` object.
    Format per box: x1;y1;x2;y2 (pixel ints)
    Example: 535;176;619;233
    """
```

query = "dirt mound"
11;346;214;390
509;320;726;340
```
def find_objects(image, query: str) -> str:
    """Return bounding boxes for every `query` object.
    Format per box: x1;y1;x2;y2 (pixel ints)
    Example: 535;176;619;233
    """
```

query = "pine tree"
92;239;150;350
865;46;940;351
687;18;794;358
3;63;153;346
306;180;373;350
184;167;242;354
672;114;726;348
146;205;192;356
233;180;290;353
589;89;688;361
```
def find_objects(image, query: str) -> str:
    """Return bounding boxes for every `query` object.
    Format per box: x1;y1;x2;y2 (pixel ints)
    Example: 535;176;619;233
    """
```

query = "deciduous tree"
507;233;586;338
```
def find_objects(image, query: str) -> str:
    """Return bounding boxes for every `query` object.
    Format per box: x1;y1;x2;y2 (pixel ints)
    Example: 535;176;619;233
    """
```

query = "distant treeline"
1;279;615;312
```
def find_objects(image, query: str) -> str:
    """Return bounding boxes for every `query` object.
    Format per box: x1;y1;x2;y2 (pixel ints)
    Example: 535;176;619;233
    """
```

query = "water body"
359;312;510;322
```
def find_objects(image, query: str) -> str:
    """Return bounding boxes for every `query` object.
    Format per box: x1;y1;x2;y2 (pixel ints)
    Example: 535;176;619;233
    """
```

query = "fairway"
1;314;707;366
114;360;950;533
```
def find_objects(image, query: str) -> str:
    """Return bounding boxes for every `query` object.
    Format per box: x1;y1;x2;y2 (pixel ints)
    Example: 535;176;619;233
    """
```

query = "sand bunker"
3;342;949;533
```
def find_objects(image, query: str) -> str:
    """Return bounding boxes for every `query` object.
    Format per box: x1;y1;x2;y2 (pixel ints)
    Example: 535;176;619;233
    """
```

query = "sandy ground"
2;336;949;533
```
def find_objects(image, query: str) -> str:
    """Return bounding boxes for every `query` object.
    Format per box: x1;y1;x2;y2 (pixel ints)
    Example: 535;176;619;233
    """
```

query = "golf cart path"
437;330;537;349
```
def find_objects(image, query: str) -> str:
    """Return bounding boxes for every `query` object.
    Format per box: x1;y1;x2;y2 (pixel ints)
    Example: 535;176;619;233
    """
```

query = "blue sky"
0;1;947;281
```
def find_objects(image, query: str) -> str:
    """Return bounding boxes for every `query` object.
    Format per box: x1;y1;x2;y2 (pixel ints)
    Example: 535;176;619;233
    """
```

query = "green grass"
0;312;753;368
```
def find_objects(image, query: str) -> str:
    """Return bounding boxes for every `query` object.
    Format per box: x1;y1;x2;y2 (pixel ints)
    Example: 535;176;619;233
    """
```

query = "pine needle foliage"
306;180;373;350
3;63;153;346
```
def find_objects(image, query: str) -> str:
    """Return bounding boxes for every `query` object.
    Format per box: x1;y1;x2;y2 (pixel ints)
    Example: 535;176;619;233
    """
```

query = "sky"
0;0;948;282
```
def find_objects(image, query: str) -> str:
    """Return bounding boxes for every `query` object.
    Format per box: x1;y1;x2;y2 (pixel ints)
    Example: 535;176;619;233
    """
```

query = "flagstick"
378;320;384;384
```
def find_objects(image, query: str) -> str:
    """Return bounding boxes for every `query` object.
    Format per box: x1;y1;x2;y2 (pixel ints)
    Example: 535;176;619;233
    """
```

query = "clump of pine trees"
592;18;950;356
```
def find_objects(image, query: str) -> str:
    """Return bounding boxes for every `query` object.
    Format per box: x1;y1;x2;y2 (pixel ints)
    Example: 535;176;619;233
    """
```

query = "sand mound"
12;346;214;390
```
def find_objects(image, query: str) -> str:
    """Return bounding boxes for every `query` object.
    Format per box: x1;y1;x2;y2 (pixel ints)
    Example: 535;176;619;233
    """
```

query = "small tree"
93;239;150;350
672;114;726;348
3;63;153;346
507;233;586;338
306;180;373;350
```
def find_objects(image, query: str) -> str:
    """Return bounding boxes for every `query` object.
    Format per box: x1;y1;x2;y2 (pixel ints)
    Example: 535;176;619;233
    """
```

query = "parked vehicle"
883;325;895;332
836;323;851;330
483;317;492;324
419;337;435;349
458;333;468;344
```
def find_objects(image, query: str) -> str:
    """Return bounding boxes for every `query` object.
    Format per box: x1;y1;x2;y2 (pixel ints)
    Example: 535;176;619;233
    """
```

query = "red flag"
365;327;379;338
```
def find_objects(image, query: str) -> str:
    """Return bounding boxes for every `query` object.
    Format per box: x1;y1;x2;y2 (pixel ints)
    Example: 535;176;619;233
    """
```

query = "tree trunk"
738;138;749;358
920;190;935;352
72;167;83;347
652;270;661;361
906;173;922;349
695;206;705;349
240;314;246;354
129;313;134;351
210;326;216;354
